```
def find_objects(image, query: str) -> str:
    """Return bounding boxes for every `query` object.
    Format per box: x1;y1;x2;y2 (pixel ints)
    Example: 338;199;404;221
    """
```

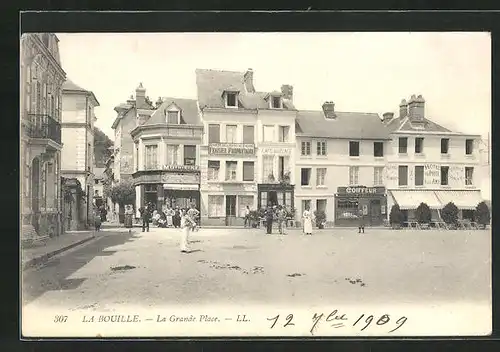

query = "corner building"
196;69;297;225
295;102;390;226
384;95;483;222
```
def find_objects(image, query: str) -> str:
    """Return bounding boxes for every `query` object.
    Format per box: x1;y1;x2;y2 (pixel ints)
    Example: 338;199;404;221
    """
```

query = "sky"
55;32;491;141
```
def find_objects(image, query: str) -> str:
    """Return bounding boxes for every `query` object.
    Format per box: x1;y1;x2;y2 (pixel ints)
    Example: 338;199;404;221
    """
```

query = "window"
208;195;224;217
166;145;179;165
184;145;196;166
465;167;474;186
243;125;254;144
349;166;359;185
441;166;449;185
145;145;158;169
465;139;474;155
167;110;179;124
374;142;384;157
278;156;289;180
225;124;237;143
263;155;274;181
301;141;311;156
415;137;424;154
94;179;99;185
226;161;237;181
316;168;326;186
226;92;237;107
441;138;449;154
208;124;220;143
207;160;220;181
415;166;424;186
279;126;289;142
337;199;359;219
95;190;99;196
243;161;254;181
398;166;408;186
302;199;312;214
316;199;327;213
238;196;254;217
399;137;408;154
272;96;282;109
263;125;274;142
301;168;311;186
317;141;327;156
374;167;384;186
349;141;360;157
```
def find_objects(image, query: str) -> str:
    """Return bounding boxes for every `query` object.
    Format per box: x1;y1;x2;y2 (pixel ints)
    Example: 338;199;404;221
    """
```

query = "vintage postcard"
20;31;491;337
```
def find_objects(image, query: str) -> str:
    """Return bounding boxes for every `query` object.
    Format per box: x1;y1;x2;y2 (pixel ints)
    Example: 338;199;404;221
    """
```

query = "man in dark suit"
358;208;365;234
265;206;274;234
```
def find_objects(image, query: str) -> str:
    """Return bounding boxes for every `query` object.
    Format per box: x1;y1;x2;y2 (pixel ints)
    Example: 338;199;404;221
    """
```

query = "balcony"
25;114;61;145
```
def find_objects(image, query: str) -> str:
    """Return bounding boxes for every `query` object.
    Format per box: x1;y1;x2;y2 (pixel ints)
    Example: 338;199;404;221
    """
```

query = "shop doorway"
369;199;382;226
268;191;278;207
226;195;236;216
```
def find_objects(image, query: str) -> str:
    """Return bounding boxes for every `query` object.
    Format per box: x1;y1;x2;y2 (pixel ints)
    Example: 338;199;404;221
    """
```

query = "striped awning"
434;190;483;210
163;183;199;191
390;190;442;210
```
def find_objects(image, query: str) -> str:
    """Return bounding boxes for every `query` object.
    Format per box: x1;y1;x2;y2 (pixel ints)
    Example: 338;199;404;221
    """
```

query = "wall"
61;94;88;123
116;109;138;181
61;128;86;171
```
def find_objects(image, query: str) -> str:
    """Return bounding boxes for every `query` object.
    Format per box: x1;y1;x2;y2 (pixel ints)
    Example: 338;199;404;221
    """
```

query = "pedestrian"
358;208;365;234
124;204;134;230
166;206;174;227
180;209;195;253
278;205;287;235
302;206;313;235
173;206;181;228
94;210;102;231
244;205;251;228
141;205;150;232
265;206;274;234
187;203;200;232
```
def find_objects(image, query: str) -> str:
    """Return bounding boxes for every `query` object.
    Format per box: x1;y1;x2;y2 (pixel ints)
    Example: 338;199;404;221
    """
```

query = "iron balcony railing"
25;114;62;144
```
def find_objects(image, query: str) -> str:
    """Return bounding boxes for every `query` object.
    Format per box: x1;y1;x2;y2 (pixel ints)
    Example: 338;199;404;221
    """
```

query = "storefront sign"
161;164;199;172
208;143;255;156
424;164;440;185
161;173;200;184
337;186;386;195
261;147;292;155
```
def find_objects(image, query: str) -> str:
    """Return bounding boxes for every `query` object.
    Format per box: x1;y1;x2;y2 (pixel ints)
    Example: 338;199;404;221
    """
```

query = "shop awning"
163;184;199;191
434;190;483;210
390;190;442;210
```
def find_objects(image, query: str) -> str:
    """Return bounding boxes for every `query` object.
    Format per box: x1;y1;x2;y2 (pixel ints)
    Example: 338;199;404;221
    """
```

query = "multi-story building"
111;83;155;184
384;95;483;222
61;79;100;227
130;97;203;213
20;33;66;238
196;68;297;225
295;102;390;226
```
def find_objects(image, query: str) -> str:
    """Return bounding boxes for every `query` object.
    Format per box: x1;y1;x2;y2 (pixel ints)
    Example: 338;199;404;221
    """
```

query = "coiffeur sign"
337;186;386;195
208;143;255;156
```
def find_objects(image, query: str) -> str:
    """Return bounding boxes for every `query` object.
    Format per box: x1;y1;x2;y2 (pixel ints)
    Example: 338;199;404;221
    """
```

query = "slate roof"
195;69;295;110
144;97;201;126
296;110;390;140
385;116;453;134
62;79;100;106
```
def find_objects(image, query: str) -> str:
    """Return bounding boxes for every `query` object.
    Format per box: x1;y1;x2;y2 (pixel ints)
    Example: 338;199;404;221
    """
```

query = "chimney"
399;99;408;119
126;94;135;105
408;94;425;120
281;84;293;101
382;112;394;123
322;101;336;119
135;82;146;109
243;68;255;93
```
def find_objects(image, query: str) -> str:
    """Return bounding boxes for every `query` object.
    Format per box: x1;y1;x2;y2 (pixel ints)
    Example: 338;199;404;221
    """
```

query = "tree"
441;202;459;226
475;201;491;229
93;127;114;168
389;204;403;229
415;202;432;224
108;182;136;208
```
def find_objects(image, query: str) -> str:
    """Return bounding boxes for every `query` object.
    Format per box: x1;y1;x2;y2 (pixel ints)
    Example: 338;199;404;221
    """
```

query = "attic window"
167;110;180;124
271;96;282;109
226;92;237;108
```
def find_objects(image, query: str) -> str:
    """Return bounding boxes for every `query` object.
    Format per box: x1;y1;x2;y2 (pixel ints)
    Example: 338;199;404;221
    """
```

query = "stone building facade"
20;33;66;239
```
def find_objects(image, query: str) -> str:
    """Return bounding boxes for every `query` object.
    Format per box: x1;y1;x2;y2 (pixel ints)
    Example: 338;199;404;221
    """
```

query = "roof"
295;110;390;140
396;116;452;133
195;68;295;111
62;79;100;106
144;97;200;126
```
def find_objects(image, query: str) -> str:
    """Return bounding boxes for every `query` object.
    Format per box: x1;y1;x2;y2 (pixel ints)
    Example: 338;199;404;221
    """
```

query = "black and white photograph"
20;30;491;337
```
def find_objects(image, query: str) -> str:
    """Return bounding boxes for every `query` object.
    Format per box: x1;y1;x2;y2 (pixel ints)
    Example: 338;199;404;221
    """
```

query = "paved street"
22;226;491;311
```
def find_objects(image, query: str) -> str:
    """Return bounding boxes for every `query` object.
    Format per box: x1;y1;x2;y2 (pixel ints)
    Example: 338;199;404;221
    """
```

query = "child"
94;212;102;232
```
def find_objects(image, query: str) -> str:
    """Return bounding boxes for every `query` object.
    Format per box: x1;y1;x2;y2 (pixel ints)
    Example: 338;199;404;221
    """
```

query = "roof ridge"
195;68;244;75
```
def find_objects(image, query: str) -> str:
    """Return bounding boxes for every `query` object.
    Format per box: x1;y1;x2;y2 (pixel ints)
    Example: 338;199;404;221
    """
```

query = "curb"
22;235;97;271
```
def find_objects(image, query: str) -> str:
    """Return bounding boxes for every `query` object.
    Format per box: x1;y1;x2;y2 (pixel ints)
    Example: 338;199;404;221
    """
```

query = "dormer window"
271;96;282;109
226;92;237;108
167;110;180;124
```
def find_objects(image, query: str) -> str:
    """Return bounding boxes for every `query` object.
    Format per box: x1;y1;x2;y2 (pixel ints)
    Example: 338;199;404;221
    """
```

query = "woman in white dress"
303;206;313;235
180;209;194;253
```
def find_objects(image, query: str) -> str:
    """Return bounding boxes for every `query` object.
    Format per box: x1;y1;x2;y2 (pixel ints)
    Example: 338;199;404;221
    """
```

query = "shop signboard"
337;186;386;195
260;147;292;155
208;143;255;156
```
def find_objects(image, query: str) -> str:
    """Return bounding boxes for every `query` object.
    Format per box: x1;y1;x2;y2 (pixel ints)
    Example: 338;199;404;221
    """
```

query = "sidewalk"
22;230;96;271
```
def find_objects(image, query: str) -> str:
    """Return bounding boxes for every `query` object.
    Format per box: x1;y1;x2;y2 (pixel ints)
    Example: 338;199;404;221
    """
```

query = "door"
226;195;236;216
369;199;381;226
268;191;278;206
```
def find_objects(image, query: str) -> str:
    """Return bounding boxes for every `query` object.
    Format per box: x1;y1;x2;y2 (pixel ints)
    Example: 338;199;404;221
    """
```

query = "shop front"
334;186;387;227
133;165;200;213
257;183;294;210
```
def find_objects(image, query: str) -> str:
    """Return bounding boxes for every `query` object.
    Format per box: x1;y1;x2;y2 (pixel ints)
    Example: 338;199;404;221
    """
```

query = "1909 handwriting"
267;310;408;335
